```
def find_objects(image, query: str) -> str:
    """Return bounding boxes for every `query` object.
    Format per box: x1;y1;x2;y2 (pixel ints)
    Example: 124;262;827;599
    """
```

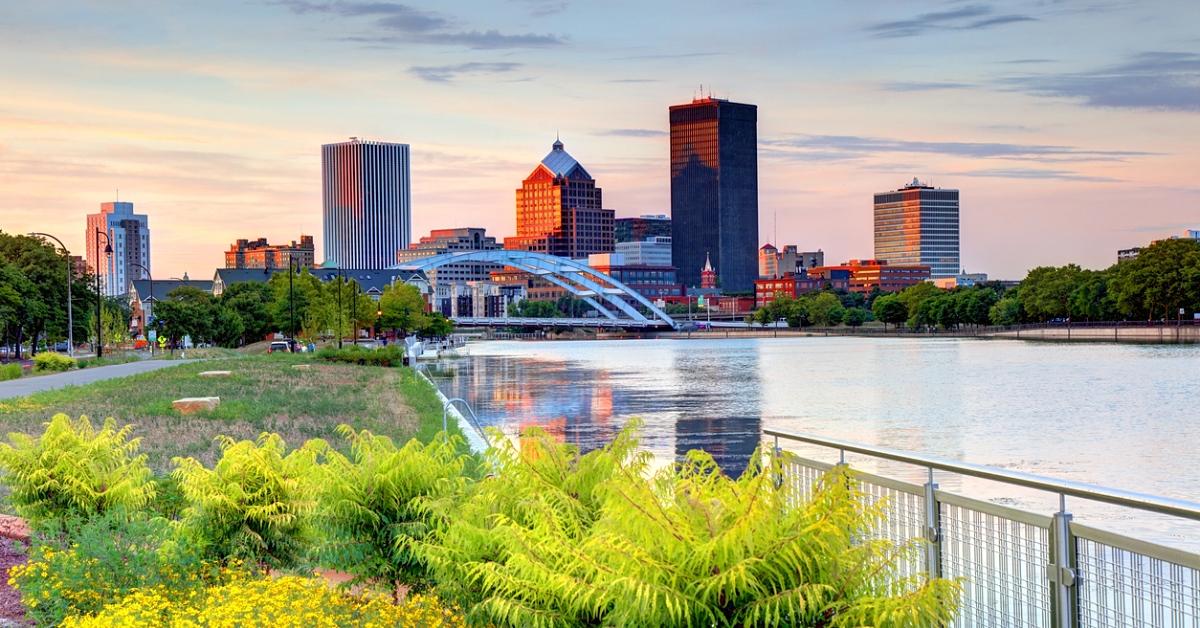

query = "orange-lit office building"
504;139;614;258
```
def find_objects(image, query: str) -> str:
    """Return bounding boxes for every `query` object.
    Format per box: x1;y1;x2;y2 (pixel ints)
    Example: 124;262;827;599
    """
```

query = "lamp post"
375;307;382;341
28;232;74;357
93;229;113;358
129;262;152;355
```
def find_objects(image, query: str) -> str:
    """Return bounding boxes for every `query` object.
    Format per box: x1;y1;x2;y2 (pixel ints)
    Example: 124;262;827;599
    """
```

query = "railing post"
923;467;943;580
441;403;449;434
1048;494;1079;628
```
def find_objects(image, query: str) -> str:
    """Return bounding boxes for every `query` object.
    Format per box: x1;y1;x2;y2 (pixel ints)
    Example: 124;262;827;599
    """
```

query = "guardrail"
765;428;1200;628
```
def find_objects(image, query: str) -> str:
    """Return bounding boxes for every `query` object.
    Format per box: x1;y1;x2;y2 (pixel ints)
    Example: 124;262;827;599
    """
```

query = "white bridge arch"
393;250;677;328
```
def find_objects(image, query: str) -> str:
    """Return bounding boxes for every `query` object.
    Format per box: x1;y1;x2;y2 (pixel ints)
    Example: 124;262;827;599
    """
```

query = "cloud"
881;81;972;92
867;4;1035;38
513;0;569;17
613;51;724;61
954;167;1121;182
1001;51;1200;112
597;128;667;138
275;1;565;49
763;134;1152;162
409;61;522;82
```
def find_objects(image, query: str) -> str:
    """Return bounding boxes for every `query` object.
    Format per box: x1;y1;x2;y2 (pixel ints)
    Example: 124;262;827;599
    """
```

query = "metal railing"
442;397;492;449
766;428;1200;628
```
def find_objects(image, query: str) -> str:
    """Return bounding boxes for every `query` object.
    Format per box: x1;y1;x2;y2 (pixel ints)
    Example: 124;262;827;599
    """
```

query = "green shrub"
423;423;960;627
33;352;76;372
0;414;155;530
313;426;469;598
420;423;645;610
316;344;405;367
0;362;21;381
8;510;216;626
172;433;323;569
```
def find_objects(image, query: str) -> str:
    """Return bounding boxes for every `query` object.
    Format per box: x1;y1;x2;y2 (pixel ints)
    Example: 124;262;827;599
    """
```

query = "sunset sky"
2;0;1198;279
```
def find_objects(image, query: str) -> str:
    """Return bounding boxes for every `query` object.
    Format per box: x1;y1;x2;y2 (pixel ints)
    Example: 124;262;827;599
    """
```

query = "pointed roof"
538;138;592;179
702;252;715;273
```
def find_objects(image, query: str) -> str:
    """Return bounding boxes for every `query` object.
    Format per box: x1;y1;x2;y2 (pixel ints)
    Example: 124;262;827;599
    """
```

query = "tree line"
153;271;452;348
751;237;1200;330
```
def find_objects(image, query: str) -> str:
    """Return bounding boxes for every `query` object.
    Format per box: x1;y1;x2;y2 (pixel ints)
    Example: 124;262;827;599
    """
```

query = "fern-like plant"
425;423;960;627
418;423;648;616
171;433;322;569
311;425;470;600
0;414;154;530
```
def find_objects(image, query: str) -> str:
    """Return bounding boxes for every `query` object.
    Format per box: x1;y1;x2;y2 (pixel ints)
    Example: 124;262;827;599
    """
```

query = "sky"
1;0;1198;279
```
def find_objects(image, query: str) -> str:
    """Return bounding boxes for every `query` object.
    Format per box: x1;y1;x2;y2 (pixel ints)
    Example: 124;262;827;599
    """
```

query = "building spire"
552;134;563;151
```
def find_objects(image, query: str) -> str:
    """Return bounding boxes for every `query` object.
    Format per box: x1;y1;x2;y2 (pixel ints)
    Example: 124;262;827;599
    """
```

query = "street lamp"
351;281;359;346
325;262;346;349
28;232;74;357
93;229;113;358
375;307;382;341
129;262;152;355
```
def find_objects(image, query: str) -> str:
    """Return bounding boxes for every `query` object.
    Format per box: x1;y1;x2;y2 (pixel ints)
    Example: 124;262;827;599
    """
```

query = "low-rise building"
396;227;503;284
433;281;525;318
754;270;852;308
808;259;930;294
614;236;672;266
225;235;314;269
587;252;683;300
931;272;989;289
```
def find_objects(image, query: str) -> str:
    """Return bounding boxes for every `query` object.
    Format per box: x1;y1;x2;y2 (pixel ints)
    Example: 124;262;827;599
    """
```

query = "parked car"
267;340;291;354
52;341;70;352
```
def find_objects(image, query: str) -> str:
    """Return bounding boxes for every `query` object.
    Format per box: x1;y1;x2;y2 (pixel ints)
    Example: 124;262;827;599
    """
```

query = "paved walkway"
0;360;197;401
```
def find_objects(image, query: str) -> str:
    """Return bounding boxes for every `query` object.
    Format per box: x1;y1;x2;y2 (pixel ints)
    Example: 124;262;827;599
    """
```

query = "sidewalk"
0;360;197;401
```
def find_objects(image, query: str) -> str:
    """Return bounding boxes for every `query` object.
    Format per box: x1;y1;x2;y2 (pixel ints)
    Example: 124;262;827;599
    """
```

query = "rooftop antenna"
115;188;119;202
773;210;777;248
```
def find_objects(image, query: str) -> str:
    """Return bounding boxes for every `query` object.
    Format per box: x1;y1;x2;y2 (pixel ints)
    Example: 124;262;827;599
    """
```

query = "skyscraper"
873;178;960;278
85;201;150;296
322;139;411;269
504;138;614;258
670;97;758;291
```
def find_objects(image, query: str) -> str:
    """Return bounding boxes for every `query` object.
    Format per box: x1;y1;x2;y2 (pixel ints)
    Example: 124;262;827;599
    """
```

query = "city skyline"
2;1;1198;279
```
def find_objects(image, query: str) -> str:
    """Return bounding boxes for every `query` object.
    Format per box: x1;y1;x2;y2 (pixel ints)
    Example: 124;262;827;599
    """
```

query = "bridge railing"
766;428;1200;628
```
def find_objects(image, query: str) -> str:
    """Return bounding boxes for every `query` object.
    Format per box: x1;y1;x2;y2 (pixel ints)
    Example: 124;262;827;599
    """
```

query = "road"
0;360;197;401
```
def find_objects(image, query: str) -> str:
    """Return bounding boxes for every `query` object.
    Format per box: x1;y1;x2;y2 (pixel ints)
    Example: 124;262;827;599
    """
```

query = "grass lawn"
0;354;460;473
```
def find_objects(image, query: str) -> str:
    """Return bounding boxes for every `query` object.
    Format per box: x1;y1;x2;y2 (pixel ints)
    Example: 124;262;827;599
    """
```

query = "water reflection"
424;337;1200;548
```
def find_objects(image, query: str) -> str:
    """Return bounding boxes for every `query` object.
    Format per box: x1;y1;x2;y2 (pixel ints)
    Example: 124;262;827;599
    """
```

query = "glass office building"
669;97;759;291
322;139;411;269
873;178;960;279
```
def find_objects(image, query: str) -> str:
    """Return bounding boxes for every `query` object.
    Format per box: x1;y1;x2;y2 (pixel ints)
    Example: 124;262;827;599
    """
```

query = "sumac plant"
0;414;155;530
312;426;470;599
171;433;322;569
423;423;960;627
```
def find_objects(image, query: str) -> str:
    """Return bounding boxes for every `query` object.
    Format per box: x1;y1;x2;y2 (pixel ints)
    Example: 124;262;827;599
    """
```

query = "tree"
379;282;428;337
871;294;907;330
220;282;273;345
267;269;323;338
508;299;562;318
1110;238;1200;320
422;312;454;337
842;307;868;327
807;292;845;327
989;295;1023;326
896;282;943;327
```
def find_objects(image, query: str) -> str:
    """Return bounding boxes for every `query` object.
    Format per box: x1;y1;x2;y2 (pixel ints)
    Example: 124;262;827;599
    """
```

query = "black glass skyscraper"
669;97;758;291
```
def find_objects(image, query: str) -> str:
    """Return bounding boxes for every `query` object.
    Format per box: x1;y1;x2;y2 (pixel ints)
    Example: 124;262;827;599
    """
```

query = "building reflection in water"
425;341;764;477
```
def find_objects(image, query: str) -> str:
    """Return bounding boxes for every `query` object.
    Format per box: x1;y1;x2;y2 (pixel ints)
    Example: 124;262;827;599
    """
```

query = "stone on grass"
198;370;232;378
173;397;220;414
292;364;312;370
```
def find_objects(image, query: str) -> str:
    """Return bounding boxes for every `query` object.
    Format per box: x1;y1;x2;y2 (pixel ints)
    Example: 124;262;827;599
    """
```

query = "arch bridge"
393;250;677;329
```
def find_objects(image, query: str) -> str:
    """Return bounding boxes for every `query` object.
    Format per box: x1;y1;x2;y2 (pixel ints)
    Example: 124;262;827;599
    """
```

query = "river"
424;336;1200;549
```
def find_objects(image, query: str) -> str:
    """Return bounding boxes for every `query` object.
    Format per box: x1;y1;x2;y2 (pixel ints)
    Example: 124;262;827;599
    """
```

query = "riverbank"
0;355;458;473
